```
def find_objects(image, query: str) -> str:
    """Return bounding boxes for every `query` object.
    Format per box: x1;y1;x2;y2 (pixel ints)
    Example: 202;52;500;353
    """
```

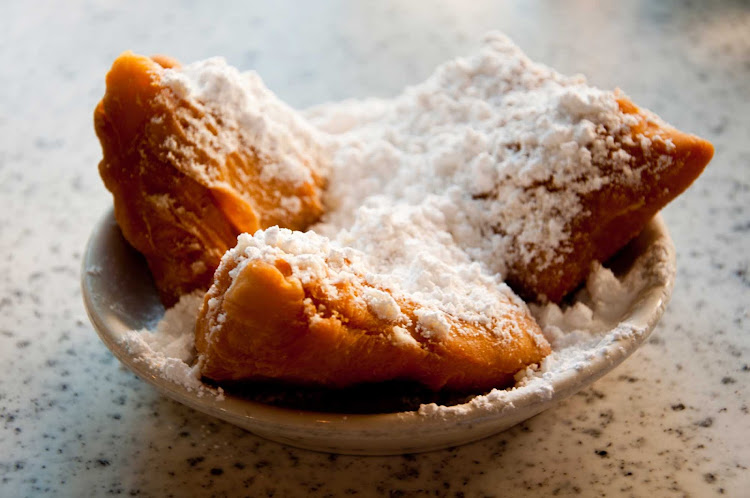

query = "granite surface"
1;0;748;496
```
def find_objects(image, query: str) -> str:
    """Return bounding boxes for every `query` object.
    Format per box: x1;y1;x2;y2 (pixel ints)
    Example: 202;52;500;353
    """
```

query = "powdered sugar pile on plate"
120;32;675;408
122;292;210;393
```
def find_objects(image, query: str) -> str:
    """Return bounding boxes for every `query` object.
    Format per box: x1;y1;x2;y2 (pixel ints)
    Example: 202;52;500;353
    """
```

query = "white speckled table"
1;1;748;496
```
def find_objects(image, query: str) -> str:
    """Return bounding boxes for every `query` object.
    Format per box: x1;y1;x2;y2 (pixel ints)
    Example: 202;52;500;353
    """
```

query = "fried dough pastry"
308;35;714;304
195;230;551;391
95;52;326;306
95;36;713;393
505;96;713;302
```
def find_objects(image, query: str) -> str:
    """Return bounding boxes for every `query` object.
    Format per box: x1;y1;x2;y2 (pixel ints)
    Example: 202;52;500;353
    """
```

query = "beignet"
312;35;713;303
196;228;550;391
95;52;327;306
503;96;713;301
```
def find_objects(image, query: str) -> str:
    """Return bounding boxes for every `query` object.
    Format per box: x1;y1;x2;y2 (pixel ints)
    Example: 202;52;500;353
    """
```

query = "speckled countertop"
1;1;748;496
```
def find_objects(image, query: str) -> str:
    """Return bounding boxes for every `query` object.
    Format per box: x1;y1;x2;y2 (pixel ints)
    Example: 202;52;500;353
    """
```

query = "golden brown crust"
95;52;325;306
505;96;714;302
95;51;712;393
196;255;550;391
96;53;713;308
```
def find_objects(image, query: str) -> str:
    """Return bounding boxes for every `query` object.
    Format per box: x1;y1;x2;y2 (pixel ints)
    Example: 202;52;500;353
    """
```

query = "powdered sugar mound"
121;292;214;395
330;202;530;337
532;263;638;349
318;32;643;278
418;234;672;418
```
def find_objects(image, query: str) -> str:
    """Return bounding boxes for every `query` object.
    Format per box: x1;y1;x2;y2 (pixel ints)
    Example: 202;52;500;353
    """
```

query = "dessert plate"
82;208;675;455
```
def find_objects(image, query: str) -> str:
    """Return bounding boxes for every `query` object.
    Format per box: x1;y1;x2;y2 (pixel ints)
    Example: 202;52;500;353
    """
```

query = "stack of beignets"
95;39;713;392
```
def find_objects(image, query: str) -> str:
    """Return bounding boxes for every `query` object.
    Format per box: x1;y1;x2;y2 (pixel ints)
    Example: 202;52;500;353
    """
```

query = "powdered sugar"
220;32;644;342
222;224;530;342
122;292;223;397
315;33;646;284
419;231;673;417
362;287;403;323
120;33;674;412
158;57;328;222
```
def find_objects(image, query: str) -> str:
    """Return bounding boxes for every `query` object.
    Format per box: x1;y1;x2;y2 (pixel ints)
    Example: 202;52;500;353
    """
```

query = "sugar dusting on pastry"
314;32;649;282
159;56;329;220
420;232;674;417
200;32;654;344
160;57;327;186
218;220;533;344
119;33;679;404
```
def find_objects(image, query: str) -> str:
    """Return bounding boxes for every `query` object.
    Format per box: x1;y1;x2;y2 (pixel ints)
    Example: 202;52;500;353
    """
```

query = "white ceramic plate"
82;209;675;455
